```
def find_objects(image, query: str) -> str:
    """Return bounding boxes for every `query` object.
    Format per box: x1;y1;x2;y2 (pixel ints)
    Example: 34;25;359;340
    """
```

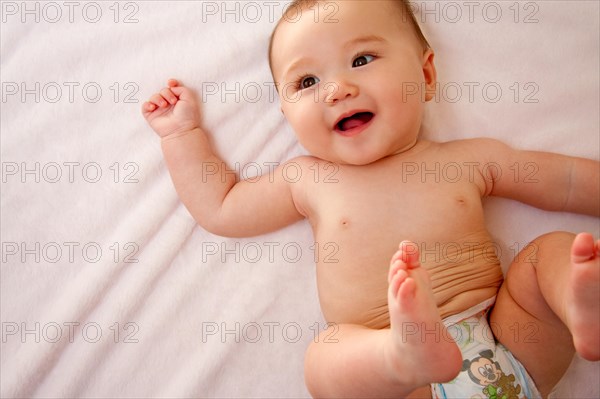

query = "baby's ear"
422;48;437;102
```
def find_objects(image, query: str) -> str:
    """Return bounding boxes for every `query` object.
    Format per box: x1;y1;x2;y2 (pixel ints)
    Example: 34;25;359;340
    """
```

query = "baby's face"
271;0;436;165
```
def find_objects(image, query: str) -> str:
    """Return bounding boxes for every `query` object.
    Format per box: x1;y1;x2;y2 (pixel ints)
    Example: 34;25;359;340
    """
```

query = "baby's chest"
310;176;484;242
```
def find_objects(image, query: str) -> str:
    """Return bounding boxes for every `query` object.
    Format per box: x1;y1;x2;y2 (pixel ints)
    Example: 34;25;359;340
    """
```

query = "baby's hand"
142;79;201;138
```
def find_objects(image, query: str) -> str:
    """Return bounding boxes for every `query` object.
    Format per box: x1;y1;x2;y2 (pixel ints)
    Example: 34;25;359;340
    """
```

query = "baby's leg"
304;242;461;398
490;232;599;397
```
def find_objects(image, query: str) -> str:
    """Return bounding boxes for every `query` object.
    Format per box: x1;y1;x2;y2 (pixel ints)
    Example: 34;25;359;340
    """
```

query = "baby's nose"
324;79;359;104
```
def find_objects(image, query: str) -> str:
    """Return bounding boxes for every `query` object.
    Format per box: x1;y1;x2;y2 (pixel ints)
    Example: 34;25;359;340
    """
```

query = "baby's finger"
167;78;179;88
143;102;157;113
170;86;186;97
141;102;155;118
149;93;169;108
160;87;178;105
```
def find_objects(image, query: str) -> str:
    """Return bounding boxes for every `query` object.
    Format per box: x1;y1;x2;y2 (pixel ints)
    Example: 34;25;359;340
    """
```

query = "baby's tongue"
341;113;372;131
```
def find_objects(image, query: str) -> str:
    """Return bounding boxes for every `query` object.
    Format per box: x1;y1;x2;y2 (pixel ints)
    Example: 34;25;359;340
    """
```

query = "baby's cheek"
380;70;428;105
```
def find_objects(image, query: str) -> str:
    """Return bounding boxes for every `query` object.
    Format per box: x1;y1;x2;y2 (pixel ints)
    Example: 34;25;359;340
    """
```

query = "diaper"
431;297;541;399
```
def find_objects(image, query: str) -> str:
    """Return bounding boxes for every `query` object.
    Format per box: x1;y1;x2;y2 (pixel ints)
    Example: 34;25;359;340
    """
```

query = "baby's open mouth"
335;112;374;133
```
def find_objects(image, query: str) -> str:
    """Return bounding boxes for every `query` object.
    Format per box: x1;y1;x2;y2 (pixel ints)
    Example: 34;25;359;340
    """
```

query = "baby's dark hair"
268;0;430;82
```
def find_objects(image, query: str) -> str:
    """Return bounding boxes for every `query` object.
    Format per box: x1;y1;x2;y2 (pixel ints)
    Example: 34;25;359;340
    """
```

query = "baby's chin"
309;150;389;166
310;141;421;165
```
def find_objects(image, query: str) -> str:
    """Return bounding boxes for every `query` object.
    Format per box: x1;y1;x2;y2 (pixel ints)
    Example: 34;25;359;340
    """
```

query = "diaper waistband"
442;296;496;327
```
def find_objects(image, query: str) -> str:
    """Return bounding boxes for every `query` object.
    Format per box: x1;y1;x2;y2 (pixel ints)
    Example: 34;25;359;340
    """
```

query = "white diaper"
431;297;541;399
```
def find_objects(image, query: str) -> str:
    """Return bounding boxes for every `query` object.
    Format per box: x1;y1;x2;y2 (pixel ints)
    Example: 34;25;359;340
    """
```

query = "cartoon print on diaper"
461;350;522;399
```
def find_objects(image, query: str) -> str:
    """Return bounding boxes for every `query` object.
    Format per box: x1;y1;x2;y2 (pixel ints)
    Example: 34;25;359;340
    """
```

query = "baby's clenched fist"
142;79;201;138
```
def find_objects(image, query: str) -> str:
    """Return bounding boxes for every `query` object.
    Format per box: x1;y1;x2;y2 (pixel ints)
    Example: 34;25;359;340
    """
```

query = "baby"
142;1;599;398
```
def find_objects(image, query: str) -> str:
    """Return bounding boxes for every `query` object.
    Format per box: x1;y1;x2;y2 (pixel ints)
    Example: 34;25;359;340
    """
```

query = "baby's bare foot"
566;233;600;361
385;241;462;386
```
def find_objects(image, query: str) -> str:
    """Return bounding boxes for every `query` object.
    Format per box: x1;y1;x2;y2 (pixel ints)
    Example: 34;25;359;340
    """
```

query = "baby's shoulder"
435;137;511;160
277;155;342;191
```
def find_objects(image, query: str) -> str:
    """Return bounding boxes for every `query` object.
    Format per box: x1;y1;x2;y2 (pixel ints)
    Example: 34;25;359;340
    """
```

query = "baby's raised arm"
142;80;304;237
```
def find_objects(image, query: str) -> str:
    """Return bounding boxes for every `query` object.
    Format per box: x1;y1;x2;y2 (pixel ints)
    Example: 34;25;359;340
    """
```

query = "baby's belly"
315;232;504;329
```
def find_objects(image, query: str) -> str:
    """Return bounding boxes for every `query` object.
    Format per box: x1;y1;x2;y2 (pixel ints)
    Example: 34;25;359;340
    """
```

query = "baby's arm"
142;79;304;237
467;138;599;216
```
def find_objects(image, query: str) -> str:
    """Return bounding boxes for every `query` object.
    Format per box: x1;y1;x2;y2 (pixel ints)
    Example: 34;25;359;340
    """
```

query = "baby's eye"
352;54;375;68
299;76;320;90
